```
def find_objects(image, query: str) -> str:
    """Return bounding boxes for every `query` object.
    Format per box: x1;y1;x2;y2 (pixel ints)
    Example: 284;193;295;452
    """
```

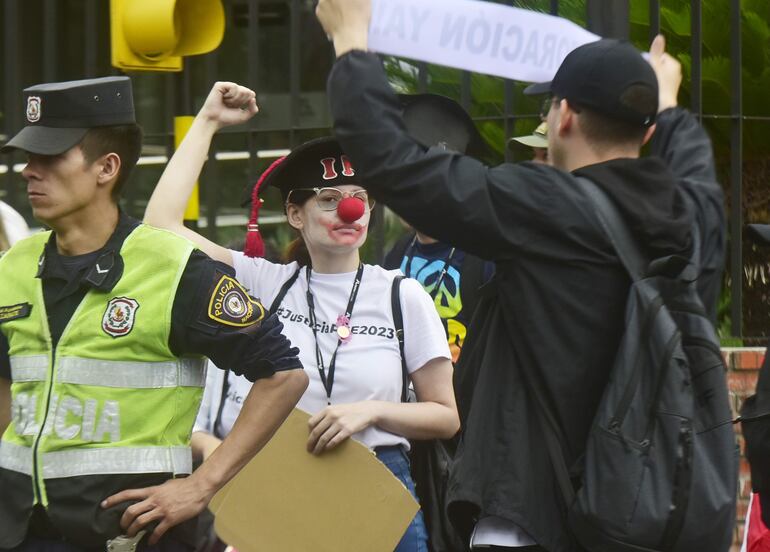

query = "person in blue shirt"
383;94;495;363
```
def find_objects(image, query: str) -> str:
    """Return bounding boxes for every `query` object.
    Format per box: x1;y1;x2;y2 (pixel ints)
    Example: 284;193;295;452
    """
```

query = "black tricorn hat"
262;136;360;203
398;93;490;160
2;76;135;155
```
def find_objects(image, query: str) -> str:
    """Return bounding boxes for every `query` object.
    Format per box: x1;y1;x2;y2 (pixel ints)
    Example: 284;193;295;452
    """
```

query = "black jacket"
327;51;725;551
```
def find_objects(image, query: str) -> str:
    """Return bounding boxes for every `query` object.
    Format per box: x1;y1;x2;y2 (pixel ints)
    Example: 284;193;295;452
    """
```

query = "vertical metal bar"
550;0;559;15
417;62;428;93
460;72;471;112
247;0;261;185
3;0;21;211
729;0;743;337
649;0;660;44
586;0;629;39
690;0;702;119
84;0;97;77
503;79;513;163
204;51;219;243
43;0;58;82
289;0;300;146
165;74;176;159
505;0;518;163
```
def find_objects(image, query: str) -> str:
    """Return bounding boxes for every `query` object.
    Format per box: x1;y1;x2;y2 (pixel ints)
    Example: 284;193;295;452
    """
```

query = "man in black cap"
0;76;307;551
315;2;726;549
383;93;494;364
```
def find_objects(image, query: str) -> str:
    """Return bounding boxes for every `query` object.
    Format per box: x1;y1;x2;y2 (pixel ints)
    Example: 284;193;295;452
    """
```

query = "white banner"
368;0;599;83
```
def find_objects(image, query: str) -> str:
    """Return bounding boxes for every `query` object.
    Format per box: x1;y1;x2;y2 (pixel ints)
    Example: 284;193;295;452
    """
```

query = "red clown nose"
337;196;365;223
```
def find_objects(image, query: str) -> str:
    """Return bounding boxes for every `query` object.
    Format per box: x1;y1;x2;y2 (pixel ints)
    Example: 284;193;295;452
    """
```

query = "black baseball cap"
524;39;658;128
749;224;770;245
1;76;136;155
398;93;489;159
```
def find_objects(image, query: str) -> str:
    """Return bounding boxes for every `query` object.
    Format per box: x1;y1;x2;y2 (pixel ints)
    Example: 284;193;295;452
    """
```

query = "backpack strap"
391;275;409;403
268;266;302;315
573;176;648;282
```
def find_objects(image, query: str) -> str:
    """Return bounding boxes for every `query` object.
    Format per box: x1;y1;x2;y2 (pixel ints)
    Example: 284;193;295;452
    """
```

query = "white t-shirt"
0;201;30;246
194;252;451;450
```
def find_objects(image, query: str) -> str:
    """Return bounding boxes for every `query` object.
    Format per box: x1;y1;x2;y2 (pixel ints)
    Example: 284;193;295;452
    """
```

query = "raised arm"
648;35;726;322
316;0;558;261
648;35;717;183
144;82;259;266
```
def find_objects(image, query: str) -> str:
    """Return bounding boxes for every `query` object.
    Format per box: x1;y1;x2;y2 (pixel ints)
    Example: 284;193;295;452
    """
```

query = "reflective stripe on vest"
0;441;192;478
10;356;48;382
9;356;206;388
58;357;206;388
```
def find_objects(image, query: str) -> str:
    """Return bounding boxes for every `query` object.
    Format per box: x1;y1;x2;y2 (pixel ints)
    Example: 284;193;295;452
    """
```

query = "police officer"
0;76;308;551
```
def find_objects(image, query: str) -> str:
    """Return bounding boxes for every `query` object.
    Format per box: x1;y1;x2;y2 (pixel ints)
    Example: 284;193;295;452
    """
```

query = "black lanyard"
404;236;456;300
305;263;364;403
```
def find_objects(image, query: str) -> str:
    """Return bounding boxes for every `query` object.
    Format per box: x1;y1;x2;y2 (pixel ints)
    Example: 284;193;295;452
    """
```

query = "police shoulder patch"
0;303;32;324
208;274;265;327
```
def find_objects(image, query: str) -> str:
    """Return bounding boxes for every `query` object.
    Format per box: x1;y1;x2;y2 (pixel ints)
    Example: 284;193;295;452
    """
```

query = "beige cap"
508;122;548;150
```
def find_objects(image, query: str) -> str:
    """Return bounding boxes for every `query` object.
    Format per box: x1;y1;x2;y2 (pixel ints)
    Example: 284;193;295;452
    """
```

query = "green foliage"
630;0;770;158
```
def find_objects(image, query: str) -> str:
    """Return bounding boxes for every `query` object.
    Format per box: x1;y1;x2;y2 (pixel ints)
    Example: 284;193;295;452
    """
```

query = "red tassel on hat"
244;156;285;258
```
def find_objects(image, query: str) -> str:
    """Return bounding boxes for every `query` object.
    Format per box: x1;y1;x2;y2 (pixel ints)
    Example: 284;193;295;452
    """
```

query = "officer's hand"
198;82;259;130
101;476;213;545
649;34;681;112
316;0;371;58
307;401;377;454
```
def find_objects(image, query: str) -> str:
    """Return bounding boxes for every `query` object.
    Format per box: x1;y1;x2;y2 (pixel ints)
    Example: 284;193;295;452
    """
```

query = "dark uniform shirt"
0;212;302;547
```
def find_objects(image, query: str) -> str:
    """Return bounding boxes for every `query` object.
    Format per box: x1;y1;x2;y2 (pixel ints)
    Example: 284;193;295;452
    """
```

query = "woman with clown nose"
144;82;459;551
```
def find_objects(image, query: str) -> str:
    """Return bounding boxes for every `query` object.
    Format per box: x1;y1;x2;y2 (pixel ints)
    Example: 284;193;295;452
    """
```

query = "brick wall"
724;347;767;551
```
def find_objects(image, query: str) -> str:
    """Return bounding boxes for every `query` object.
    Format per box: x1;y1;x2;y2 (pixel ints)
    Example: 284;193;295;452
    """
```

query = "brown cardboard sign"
209;408;419;551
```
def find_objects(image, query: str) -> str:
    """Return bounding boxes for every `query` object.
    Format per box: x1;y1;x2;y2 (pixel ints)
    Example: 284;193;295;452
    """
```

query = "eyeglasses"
286;187;375;211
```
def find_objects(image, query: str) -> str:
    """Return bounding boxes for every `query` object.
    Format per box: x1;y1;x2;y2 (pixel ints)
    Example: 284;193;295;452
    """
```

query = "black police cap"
2;76;136;156
524;39;658;128
398;93;489;159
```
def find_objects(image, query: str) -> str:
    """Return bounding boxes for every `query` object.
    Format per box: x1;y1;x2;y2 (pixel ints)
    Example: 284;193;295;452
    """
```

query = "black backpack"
516;177;738;551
